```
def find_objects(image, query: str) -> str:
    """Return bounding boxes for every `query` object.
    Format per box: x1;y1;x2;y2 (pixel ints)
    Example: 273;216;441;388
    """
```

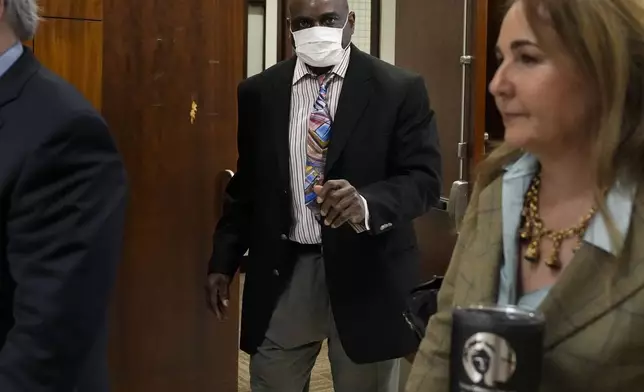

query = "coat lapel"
451;175;644;350
324;48;373;175
453;177;504;306
269;58;297;187
539;186;644;349
0;46;39;130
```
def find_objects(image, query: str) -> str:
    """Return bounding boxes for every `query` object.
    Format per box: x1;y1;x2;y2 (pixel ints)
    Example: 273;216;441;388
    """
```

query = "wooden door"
39;0;102;20
32;19;103;110
395;0;506;179
102;0;245;390
395;0;468;197
396;0;496;276
32;1;103;110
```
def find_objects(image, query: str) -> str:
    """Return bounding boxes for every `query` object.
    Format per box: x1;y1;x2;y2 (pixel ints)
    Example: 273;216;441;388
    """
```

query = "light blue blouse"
496;154;636;311
0;42;23;79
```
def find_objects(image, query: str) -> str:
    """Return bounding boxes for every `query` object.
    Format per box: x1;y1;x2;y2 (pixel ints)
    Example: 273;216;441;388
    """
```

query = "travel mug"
450;304;545;392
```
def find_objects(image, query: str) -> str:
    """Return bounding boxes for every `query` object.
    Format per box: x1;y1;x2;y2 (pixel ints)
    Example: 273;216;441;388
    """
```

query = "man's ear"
348;11;355;33
287;18;296;49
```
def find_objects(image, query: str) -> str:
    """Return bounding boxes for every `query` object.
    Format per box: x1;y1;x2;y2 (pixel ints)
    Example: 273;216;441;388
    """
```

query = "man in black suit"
206;0;441;390
0;1;127;391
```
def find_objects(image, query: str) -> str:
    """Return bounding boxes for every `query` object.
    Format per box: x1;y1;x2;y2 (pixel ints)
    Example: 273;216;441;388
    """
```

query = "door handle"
447;180;469;231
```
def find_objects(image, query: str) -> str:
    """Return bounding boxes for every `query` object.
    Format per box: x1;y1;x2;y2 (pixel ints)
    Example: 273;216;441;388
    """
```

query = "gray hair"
3;0;39;41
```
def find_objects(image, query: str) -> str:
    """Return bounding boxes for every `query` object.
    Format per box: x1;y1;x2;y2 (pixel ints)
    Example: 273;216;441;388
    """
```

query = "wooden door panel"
33;18;103;110
102;0;244;389
396;0;464;197
40;0;103;20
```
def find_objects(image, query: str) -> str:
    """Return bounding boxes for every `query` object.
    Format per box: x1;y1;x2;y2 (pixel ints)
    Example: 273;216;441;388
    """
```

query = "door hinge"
458;142;468;160
459;55;473;65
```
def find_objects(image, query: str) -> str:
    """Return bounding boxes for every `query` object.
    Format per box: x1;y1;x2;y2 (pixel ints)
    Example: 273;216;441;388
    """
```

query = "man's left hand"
314;180;365;228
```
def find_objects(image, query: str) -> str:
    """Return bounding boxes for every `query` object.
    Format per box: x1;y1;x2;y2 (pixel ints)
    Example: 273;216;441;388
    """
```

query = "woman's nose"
489;67;506;98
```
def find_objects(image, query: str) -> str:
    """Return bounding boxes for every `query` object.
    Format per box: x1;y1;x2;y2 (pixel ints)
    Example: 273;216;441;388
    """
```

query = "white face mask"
291;16;350;68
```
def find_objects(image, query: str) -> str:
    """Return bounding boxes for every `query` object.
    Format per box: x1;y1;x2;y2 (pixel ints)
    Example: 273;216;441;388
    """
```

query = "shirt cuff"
348;195;370;233
360;195;370;230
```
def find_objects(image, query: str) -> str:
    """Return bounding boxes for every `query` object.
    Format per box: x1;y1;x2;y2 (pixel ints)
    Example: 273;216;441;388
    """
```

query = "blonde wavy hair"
465;0;644;253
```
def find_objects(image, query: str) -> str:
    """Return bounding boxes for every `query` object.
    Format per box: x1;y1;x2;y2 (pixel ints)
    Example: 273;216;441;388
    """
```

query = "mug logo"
462;332;516;387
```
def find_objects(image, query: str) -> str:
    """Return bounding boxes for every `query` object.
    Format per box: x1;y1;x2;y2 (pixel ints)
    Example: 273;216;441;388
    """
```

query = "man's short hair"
3;0;39;41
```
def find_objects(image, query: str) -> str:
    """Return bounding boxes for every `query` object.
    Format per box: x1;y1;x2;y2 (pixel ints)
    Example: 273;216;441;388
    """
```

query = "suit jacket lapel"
0;46;38;107
324;47;373;176
0;46;39;130
453;177;503;306
539;186;644;349
270;58;297;187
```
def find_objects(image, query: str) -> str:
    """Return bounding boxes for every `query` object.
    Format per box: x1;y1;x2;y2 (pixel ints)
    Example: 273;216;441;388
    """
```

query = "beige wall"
247;4;265;77
380;0;396;64
265;0;279;68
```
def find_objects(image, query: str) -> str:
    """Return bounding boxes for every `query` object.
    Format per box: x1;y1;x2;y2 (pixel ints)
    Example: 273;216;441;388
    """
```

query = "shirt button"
280;234;288;240
273;269;280;277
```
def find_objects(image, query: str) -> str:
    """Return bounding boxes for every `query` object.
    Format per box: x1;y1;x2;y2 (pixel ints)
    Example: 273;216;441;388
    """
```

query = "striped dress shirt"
288;47;369;244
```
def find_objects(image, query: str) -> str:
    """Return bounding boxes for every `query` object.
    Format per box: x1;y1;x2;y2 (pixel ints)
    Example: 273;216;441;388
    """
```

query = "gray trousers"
250;248;400;392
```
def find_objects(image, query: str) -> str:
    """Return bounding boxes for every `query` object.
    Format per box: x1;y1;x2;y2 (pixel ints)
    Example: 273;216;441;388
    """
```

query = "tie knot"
317;72;333;87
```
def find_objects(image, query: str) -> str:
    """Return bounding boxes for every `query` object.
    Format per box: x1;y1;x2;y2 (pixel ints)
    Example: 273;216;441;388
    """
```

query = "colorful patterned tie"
304;73;334;216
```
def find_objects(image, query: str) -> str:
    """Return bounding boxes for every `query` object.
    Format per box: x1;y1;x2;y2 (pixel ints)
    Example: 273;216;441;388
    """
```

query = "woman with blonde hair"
406;0;644;390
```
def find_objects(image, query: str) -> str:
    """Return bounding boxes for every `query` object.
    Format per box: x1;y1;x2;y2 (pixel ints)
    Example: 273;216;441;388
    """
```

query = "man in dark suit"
206;0;441;390
0;2;127;391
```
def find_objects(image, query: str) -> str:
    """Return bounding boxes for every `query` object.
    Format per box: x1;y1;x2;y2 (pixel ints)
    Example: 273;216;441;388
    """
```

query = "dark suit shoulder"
239;57;296;91
7;66;103;140
0;65;107;178
23;67;99;119
258;57;296;80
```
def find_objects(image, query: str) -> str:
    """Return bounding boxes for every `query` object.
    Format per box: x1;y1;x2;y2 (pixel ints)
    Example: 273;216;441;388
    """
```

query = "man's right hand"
206;273;231;321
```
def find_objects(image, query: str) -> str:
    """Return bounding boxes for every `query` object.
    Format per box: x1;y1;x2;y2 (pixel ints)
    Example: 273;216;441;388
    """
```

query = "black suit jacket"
0;48;127;391
210;47;442;363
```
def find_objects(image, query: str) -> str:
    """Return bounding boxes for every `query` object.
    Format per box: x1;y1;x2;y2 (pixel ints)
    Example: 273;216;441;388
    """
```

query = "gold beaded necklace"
518;173;596;269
